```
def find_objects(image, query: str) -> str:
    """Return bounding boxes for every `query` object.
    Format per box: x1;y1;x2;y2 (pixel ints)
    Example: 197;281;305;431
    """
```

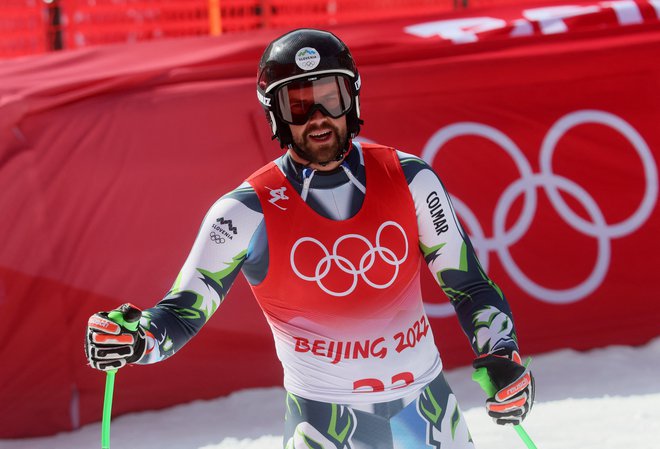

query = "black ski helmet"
256;28;363;149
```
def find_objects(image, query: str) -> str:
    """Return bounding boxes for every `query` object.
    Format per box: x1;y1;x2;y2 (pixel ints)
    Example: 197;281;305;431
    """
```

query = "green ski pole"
472;360;538;449
101;369;117;449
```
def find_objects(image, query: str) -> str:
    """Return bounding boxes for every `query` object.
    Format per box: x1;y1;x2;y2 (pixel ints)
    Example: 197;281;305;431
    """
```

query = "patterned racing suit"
136;142;519;448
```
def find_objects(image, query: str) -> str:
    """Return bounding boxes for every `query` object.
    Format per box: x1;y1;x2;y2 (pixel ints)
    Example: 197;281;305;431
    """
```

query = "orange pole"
209;0;222;35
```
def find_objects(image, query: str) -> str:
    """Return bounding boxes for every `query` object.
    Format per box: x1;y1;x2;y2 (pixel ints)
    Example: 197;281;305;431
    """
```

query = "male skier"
86;28;535;448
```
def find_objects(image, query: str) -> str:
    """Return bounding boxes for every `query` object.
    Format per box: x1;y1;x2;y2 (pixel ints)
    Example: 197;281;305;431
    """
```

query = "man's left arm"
399;151;534;425
399;152;516;354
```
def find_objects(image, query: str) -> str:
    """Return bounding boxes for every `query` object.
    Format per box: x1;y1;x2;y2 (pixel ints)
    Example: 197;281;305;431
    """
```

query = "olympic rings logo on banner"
421;109;658;314
290;221;409;297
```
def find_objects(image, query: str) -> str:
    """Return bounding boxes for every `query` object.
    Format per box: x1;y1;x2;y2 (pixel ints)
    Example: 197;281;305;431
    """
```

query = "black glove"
472;350;535;425
85;303;146;371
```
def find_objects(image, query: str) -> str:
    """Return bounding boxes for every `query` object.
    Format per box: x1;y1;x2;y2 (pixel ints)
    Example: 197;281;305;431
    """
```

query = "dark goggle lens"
276;75;352;125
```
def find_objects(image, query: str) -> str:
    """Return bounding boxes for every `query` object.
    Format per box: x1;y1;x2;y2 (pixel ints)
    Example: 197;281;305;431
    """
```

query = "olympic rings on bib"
290;221;409;297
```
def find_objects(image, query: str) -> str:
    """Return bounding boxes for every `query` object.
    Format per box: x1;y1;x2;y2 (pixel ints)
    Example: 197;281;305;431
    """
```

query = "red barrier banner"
1;0;659;438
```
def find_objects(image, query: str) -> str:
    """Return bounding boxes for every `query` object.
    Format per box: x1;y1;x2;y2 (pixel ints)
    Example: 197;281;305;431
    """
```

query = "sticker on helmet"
295;47;321;71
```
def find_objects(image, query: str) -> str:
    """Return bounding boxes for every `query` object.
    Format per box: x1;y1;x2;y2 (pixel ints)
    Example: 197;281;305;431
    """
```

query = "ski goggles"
275;74;353;125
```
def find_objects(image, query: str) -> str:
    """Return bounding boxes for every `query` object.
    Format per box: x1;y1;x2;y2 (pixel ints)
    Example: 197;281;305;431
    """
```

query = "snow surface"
2;338;659;449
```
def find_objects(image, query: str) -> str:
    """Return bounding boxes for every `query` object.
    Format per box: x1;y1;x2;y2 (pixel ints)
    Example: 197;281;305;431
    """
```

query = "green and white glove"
85;303;146;371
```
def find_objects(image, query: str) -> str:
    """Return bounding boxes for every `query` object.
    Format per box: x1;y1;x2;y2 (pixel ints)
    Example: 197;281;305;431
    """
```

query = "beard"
291;120;349;166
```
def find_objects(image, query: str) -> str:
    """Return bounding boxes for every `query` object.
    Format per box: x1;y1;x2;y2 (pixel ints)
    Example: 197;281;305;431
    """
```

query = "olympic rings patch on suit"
209;231;225;244
290;221;409;297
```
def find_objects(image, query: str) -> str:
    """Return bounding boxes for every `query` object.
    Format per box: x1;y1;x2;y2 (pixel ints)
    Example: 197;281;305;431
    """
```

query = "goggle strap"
265;69;356;94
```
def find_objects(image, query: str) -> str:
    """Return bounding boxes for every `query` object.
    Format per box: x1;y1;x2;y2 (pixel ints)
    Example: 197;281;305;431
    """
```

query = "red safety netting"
63;0;210;48
264;0;456;28
0;0;542;58
0;0;48;58
62;0;460;47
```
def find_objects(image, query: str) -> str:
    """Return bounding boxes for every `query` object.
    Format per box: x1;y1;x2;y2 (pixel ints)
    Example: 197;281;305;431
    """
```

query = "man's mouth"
308;130;332;142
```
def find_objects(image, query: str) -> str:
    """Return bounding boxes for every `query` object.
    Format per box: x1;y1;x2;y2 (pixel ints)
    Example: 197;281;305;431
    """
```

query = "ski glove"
85;303;146;371
472;350;535;425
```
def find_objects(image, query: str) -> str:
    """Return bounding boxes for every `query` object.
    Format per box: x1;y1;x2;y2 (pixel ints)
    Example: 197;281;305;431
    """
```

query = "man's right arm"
85;183;264;370
137;183;264;364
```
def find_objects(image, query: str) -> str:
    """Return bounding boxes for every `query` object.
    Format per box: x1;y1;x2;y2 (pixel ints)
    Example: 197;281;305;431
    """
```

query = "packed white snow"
2;338;659;449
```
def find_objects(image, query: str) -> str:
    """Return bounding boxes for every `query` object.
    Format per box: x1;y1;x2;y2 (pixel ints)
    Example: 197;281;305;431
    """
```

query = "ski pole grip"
472;357;533;398
472;367;497;397
107;304;141;332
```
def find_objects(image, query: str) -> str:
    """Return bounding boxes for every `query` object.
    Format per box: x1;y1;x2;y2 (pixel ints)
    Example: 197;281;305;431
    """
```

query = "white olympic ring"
290;221;409;297
422;109;658;311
